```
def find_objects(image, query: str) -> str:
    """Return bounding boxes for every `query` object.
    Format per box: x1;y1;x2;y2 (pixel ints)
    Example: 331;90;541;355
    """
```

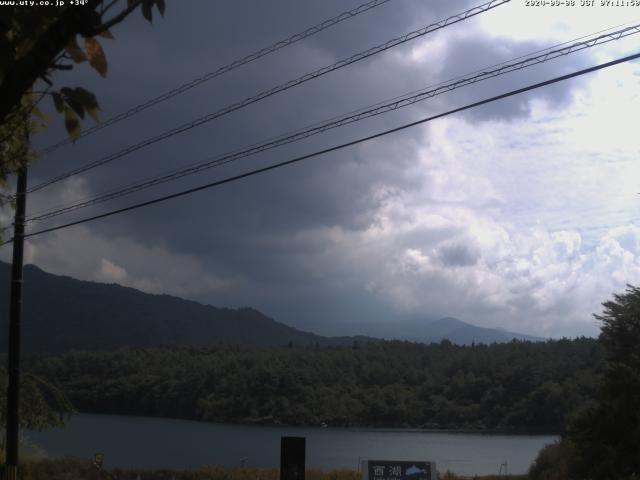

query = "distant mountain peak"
421;316;542;345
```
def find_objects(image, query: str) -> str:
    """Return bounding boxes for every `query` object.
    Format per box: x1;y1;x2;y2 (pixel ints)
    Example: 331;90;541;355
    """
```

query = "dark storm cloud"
21;0;612;333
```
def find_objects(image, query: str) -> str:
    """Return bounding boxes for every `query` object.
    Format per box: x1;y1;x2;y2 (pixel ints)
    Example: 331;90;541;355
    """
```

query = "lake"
29;414;557;476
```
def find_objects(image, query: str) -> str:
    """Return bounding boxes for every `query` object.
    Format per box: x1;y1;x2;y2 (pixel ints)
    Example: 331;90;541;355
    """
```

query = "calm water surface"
29;414;557;476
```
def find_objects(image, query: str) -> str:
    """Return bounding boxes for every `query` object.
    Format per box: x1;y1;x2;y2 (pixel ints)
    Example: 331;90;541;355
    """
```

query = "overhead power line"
29;0;511;194
42;0;395;154
3;50;637;245
24;23;640;224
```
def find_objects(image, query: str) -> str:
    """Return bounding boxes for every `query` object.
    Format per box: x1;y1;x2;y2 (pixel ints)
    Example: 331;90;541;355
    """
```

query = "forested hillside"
23;338;601;432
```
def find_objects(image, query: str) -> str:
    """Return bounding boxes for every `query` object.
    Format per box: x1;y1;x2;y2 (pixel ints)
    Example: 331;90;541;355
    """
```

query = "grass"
7;457;529;480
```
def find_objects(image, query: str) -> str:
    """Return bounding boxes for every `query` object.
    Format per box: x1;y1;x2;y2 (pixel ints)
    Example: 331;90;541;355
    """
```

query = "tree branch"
50;63;73;71
101;0;121;15
85;0;142;37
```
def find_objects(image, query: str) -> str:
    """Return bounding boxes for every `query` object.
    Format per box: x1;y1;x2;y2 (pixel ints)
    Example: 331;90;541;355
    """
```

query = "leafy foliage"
0;0;165;213
528;441;576;480
530;285;640;479
15;457;362;480
24;338;601;431
0;366;75;431
0;103;43;211
564;286;640;479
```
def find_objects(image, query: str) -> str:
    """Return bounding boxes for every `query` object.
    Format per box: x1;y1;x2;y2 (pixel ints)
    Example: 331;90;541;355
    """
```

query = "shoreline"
69;410;561;436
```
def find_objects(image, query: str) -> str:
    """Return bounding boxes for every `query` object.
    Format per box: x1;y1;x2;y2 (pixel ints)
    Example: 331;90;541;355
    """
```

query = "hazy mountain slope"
0;262;541;352
0;262;372;352
420;317;544;344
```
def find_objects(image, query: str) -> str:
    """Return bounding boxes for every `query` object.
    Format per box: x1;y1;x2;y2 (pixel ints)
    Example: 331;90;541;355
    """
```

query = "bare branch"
85;0;142;37
101;0;121;15
50;63;73;71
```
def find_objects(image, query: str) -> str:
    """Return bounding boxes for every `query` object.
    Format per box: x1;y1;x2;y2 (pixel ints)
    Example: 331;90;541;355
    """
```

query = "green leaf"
51;92;64;113
85;106;100;123
20;90;36;107
155;0;165;16
63;106;80;142
61;87;85;119
73;87;100;123
65;37;87;63
32;105;47;123
142;0;153;22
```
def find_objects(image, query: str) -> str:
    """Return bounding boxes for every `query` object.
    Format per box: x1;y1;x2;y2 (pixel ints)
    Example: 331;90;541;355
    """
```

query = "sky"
2;0;640;339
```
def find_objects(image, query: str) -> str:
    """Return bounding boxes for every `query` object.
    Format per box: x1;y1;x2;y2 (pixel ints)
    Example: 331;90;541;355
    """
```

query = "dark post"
280;437;305;480
5;167;28;480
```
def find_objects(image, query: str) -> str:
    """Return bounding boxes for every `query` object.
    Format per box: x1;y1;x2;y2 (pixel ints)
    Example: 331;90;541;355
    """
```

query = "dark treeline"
24;338;601;432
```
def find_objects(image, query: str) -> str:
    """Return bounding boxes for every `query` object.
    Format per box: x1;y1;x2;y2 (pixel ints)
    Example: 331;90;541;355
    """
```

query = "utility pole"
5;165;28;480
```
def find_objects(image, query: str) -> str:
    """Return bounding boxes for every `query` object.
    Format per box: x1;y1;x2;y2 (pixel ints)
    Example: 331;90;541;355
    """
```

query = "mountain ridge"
0;261;542;351
0;262;377;352
419;316;543;344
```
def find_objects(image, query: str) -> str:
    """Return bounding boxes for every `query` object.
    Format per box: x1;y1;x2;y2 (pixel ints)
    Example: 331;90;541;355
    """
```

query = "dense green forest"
21;338;601;432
